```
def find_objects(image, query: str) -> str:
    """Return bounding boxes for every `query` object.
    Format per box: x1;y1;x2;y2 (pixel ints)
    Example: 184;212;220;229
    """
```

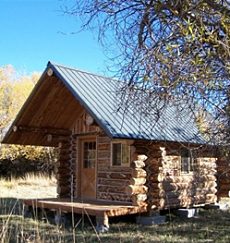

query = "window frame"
82;141;97;169
180;148;195;174
111;141;131;167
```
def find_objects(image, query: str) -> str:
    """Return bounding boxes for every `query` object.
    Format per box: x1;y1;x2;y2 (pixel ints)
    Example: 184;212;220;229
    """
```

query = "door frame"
77;136;97;200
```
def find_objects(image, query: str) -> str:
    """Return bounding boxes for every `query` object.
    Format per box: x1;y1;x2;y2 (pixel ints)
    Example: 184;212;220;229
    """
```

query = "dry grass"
0;173;57;199
0;174;230;242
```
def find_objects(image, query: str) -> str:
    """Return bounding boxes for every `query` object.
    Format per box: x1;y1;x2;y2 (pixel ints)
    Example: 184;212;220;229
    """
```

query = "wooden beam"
13;125;71;136
73;131;102;138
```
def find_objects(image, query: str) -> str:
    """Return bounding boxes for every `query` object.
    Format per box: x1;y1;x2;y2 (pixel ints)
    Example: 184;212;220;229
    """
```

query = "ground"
0;174;230;242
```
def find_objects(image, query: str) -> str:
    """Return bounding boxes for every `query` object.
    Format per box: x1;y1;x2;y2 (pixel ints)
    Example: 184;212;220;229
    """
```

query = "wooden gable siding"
72;111;100;135
5;75;84;146
134;141;217;210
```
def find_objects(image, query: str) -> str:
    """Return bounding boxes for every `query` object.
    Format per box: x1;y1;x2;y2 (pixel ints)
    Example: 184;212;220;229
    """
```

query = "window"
83;141;96;168
112;142;130;166
181;148;195;173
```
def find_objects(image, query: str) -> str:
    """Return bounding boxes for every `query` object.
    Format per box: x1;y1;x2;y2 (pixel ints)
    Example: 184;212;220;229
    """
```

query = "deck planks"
23;198;147;217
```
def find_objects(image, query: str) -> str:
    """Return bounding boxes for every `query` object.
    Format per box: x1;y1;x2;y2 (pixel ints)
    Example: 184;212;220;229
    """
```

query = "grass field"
0;174;230;242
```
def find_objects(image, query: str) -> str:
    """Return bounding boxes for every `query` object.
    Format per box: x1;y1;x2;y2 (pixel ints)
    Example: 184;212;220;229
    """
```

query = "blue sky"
0;0;108;74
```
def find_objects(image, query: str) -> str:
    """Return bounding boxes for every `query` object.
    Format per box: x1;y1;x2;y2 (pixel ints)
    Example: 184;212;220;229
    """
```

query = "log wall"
96;135;132;202
216;156;230;198
134;141;162;210
127;155;148;207
134;141;218;210
57;134;76;198
159;150;217;209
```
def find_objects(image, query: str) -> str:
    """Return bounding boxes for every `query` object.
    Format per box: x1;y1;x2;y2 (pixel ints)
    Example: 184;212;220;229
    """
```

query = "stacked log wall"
216;156;230;198
96;135;132;202
126;155;148;207
57;134;77;198
134;141;218;210
158;147;217;209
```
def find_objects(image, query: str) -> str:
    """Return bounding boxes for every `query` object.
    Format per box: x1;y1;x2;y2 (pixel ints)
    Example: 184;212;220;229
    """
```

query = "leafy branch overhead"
66;0;230;144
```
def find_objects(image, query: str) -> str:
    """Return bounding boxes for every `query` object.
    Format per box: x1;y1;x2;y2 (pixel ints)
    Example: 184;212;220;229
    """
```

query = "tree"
0;66;56;169
65;0;230;145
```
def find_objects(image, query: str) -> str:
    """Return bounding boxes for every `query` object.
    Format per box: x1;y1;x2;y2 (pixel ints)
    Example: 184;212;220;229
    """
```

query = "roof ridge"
48;61;113;81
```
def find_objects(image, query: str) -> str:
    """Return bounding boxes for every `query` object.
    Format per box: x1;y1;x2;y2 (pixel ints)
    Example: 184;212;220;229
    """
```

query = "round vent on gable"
47;68;53;76
86;114;94;126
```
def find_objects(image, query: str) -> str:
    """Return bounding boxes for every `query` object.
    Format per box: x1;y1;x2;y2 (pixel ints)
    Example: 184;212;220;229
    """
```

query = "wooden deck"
23;198;147;218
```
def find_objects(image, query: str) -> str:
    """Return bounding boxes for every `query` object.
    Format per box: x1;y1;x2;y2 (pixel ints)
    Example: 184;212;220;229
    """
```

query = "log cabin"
2;61;227;227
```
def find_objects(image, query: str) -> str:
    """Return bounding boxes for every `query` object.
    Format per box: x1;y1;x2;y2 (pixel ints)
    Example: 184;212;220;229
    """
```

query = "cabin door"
80;139;97;200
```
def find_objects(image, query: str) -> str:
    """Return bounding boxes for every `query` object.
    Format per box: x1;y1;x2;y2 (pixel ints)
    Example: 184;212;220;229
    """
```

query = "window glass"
122;144;129;165
112;143;122;166
112;142;130;166
83;141;96;168
181;148;194;173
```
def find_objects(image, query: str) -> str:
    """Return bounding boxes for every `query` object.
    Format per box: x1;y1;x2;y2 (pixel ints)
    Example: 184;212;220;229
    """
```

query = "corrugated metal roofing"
49;62;206;144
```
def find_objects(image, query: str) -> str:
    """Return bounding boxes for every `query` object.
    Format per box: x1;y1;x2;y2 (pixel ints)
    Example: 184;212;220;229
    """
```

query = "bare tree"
65;0;230;145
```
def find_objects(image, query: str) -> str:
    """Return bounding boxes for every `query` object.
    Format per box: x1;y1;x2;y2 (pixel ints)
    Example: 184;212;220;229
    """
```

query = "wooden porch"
23;198;148;227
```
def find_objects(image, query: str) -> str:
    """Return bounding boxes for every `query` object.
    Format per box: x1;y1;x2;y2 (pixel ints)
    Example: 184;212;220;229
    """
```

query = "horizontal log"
218;183;230;190
97;143;111;150
57;174;73;181
59;159;74;165
206;175;217;181
217;192;229;197
132;168;147;178
208;188;217;194
98;178;130;187
13;125;72;136
126;185;148;195
98;172;131;180
147;187;160;195
102;167;131;173
159;198;181;209
131;160;145;168
98;185;126;194
205;194;217;203
130;177;146;186
97;151;111;159
217;178;230;184
97;192;131;202
59;155;72;161
132;193;147;201
97;136;111;143
137;155;148;162
132;195;148;206
57;186;70;196
163;191;180;199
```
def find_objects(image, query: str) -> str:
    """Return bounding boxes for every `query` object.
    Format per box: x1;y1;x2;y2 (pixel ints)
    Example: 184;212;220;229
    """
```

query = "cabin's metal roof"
49;62;206;144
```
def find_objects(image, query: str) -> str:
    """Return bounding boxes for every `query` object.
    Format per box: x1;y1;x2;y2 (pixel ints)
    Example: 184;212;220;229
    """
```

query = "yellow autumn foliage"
0;65;55;161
